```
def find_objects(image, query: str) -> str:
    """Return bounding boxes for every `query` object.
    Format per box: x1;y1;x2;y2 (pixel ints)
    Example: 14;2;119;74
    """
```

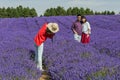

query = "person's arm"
88;29;91;34
72;29;78;34
86;22;91;37
48;33;55;39
71;23;78;34
87;22;91;34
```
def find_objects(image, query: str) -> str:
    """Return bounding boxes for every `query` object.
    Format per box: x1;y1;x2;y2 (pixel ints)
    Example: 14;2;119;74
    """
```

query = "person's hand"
87;34;89;37
74;30;78;34
75;32;78;34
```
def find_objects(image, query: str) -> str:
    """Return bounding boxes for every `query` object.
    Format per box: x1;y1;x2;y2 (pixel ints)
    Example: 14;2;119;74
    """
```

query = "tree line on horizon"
44;6;115;16
0;5;37;18
0;5;117;18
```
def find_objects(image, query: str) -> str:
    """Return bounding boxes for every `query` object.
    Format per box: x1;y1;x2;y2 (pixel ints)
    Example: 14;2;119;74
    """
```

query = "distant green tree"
56;6;66;16
95;11;101;15
103;11;107;15
0;5;38;18
90;10;94;15
43;6;116;16
2;7;7;18
71;7;79;15
85;8;91;15
23;7;30;17
6;7;11;17
0;8;2;17
14;9;19;17
107;11;110;15
79;7;85;15
111;11;115;15
44;9;50;16
10;8;15;17
101;11;104;15
30;8;37;17
16;5;24;17
49;8;56;16
67;7;72;15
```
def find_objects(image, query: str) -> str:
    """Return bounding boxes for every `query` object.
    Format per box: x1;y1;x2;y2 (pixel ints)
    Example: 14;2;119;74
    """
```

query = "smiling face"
82;18;86;23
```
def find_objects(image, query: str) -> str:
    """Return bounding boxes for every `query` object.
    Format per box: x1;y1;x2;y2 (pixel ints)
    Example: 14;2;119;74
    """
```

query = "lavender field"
0;15;120;80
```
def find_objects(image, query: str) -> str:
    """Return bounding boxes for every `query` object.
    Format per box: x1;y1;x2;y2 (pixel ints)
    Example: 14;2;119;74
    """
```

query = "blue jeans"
34;43;44;70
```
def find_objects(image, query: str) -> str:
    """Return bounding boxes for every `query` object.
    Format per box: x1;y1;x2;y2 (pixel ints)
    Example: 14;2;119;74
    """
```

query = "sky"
0;0;120;16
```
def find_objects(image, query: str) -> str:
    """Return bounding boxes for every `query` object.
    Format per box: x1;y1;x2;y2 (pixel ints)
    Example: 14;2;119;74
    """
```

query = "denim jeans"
34;43;44;70
74;34;81;42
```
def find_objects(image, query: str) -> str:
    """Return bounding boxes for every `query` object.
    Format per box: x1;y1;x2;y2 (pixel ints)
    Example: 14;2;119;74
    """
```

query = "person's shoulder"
43;22;48;25
86;21;90;25
73;20;77;23
42;23;48;27
72;21;77;25
40;23;47;31
74;20;81;24
75;20;78;22
86;21;89;24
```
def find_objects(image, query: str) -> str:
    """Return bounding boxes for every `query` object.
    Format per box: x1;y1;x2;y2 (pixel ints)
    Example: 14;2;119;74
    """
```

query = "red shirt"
34;23;55;46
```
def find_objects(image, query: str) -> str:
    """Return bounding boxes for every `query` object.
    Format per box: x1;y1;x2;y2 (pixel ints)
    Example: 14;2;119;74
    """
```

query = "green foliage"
44;6;66;16
80;52;91;58
67;7;72;15
0;5;38;18
44;6;116;16
86;66;118;79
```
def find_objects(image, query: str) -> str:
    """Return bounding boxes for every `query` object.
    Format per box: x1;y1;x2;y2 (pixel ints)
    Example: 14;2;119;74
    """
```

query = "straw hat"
47;23;59;33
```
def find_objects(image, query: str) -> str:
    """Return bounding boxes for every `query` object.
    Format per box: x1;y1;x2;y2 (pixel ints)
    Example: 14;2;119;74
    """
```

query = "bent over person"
34;23;59;71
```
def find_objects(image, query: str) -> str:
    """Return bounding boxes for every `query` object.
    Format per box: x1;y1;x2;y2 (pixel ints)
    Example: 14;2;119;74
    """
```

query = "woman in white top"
81;16;91;44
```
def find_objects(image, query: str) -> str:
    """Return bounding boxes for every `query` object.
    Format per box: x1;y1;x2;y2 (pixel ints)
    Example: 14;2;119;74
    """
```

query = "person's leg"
37;43;44;71
87;36;90;43
81;32;86;43
74;34;79;42
34;44;38;63
74;34;78;40
78;35;81;42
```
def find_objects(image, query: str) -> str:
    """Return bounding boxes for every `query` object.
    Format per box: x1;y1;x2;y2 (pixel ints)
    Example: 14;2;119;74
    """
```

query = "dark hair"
81;16;87;23
77;14;81;17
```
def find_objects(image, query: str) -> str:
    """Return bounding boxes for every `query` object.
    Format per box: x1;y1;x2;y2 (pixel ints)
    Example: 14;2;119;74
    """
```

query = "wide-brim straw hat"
47;23;59;33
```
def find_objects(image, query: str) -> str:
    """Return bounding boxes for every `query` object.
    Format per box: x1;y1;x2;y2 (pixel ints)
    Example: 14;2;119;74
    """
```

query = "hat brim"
47;23;59;33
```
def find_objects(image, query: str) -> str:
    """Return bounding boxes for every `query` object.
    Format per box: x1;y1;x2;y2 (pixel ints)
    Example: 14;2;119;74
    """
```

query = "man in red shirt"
34;22;59;71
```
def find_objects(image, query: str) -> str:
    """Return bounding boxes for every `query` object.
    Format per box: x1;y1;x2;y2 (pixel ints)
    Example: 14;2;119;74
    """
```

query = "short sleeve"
86;22;91;34
86;22;91;30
